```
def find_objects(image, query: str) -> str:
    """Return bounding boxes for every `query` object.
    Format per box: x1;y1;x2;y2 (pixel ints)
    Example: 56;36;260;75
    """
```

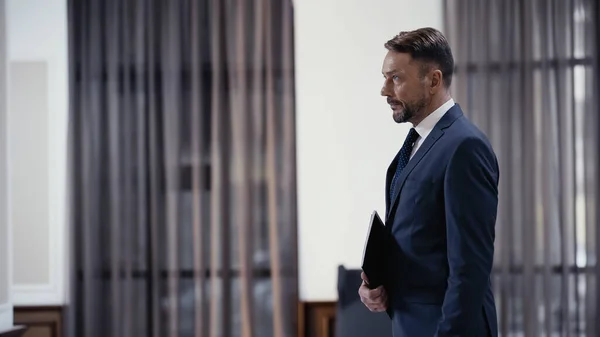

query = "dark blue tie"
389;128;420;201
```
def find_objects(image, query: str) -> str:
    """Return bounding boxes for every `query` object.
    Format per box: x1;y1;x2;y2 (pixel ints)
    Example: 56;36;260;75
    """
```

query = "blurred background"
0;0;598;336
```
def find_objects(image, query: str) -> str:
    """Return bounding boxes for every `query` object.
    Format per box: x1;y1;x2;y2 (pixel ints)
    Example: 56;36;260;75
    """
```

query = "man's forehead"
382;55;409;73
382;51;418;74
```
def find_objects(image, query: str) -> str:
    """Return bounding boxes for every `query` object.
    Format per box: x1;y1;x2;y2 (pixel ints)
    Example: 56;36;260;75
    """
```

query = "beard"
392;96;427;124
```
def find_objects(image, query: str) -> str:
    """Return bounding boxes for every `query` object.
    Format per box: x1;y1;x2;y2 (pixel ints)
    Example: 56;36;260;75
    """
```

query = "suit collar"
435;103;463;130
414;98;455;140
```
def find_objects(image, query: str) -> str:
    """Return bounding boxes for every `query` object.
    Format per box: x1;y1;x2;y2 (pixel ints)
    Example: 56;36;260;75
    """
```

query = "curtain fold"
67;1;298;336
444;0;598;336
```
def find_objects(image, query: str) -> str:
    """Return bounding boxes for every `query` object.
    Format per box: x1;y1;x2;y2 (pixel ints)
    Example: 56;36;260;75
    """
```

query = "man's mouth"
388;100;401;110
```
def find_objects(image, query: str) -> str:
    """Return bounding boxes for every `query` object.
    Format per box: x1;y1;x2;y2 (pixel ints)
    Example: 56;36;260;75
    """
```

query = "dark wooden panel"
15;303;342;337
13;307;62;337
298;301;337;337
0;326;27;337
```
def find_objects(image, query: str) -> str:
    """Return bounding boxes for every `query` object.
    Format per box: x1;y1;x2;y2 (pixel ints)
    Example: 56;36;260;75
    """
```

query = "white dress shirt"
410;98;455;159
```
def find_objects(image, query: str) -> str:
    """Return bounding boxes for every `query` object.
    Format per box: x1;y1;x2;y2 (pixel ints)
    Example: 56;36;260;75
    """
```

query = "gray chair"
334;265;392;337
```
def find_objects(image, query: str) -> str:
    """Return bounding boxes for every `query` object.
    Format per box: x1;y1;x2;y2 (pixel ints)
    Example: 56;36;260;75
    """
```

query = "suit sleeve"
435;137;499;337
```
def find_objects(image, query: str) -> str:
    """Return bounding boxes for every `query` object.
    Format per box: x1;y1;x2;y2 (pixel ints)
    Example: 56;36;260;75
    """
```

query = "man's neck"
411;94;452;127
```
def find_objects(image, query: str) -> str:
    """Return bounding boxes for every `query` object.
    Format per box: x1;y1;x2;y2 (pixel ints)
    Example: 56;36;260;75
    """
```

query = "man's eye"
392;75;399;81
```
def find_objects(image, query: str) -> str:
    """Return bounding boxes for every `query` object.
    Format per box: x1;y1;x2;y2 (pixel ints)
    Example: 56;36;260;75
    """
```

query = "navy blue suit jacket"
384;104;499;337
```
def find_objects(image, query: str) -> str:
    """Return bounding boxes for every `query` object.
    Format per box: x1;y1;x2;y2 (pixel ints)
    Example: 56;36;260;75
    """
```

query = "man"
358;27;499;337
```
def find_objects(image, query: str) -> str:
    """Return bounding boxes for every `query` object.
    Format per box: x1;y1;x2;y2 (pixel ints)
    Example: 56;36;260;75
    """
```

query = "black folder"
361;210;392;290
361;210;400;319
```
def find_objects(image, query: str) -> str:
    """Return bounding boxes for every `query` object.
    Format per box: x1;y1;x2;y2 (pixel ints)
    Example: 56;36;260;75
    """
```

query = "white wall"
295;0;444;301
5;0;68;305
0;0;14;330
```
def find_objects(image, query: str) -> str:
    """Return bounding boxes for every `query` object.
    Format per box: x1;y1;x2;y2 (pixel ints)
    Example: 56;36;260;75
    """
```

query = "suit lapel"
385;151;400;214
385;104;464;221
386;129;443;219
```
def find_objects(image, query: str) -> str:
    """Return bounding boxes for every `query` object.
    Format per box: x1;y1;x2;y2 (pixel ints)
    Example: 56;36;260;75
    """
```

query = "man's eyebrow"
383;69;403;76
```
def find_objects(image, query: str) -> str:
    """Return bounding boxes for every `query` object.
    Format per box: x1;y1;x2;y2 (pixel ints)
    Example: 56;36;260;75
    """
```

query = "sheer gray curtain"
444;0;599;336
66;1;298;337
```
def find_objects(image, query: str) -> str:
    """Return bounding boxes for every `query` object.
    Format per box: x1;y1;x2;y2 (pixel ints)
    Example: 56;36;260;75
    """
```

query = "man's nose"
380;86;388;97
380;82;391;97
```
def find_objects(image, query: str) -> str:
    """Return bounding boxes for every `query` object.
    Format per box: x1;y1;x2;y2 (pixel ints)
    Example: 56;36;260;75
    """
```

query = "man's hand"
358;272;388;312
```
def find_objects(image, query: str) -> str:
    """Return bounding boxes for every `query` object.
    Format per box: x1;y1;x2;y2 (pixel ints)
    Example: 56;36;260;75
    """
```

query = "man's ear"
430;69;443;94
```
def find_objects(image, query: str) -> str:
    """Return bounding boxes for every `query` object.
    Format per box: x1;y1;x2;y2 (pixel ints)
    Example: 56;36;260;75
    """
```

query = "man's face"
380;51;430;124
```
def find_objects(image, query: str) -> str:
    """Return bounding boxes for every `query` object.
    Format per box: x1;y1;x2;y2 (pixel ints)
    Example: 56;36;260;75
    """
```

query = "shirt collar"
414;98;455;138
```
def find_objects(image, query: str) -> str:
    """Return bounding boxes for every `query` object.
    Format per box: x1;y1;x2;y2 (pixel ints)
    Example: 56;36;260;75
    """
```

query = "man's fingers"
362;293;388;312
358;284;383;300
360;272;370;286
366;302;387;312
362;290;386;304
362;297;386;307
359;285;387;306
368;305;387;312
358;282;388;312
368;285;384;298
